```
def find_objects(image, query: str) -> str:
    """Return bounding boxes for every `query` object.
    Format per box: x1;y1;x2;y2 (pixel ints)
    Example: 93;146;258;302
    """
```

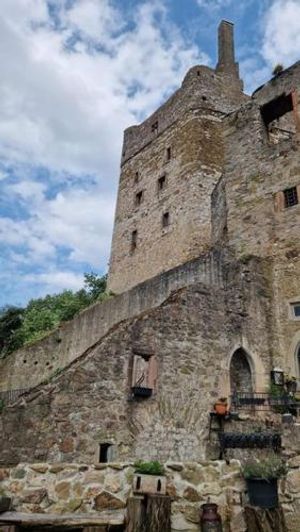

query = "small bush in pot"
242;455;287;509
133;461;166;495
134;460;164;476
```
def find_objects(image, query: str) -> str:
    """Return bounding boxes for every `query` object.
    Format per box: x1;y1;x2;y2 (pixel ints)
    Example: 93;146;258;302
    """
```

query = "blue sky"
0;0;300;307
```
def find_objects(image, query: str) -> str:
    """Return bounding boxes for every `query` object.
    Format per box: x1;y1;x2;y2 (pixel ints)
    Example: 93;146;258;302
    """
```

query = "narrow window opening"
135;171;139;183
166;147;171;161
135;190;143;206
284;186;298;208
157;479;162;492
158;175;166;192
136;476;141;489
99;443;112;463
131;230;137;251
291;302;300;318
260;93;295;143
151;121;158;133
162;211;170;228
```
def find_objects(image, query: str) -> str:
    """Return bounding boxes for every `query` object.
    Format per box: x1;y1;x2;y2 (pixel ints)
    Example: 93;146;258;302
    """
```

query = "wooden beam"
0;511;125;528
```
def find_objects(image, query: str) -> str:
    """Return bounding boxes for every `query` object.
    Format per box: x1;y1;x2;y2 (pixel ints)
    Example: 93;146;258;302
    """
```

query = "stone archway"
230;348;253;394
296;344;300;379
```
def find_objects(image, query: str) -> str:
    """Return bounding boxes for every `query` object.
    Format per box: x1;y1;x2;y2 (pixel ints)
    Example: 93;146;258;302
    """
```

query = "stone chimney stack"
216;20;243;91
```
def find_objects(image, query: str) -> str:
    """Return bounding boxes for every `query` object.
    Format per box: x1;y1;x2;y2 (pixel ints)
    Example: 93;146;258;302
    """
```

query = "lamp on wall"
270;367;284;386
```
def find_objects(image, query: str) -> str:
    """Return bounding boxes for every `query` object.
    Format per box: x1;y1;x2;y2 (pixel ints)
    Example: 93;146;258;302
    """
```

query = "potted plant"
0;488;11;513
133;460;166;495
213;397;228;416
242;455;287;509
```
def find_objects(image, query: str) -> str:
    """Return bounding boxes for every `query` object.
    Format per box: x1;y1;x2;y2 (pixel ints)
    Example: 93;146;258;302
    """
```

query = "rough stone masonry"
0;19;300;532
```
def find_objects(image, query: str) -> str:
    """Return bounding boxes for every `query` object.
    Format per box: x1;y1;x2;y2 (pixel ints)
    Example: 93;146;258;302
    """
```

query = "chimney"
216;20;243;90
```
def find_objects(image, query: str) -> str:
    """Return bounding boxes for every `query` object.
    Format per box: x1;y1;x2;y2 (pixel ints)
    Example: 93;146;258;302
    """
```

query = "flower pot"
0;496;11;513
214;402;227;416
246;478;278;508
133;473;166;495
131;386;152;398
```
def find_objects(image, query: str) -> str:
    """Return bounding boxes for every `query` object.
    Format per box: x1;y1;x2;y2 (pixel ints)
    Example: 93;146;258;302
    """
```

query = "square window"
291;302;300;319
284;187;298;208
162;211;170;228
135;190;143;206
99;443;113;463
158;175;166;192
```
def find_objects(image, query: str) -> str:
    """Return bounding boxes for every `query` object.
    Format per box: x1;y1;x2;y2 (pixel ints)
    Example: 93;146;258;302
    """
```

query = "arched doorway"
230;348;253;394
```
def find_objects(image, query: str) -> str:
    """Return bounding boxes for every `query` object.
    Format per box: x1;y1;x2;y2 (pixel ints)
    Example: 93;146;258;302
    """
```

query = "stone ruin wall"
1;420;300;532
0;251;224;394
211;63;300;380
0;257;274;467
108;108;224;294
107;63;249;295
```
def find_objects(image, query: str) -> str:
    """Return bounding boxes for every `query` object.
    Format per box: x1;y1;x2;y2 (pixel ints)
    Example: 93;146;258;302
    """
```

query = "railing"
0;388;29;405
231;392;300;413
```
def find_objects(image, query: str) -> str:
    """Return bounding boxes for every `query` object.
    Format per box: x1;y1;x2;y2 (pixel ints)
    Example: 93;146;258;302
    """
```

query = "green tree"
0;306;25;357
0;272;108;356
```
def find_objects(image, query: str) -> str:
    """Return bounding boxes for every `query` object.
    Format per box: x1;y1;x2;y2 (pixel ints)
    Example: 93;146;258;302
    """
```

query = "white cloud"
0;0;205;303
197;0;232;9
0;0;202;177
262;0;300;68
23;270;84;293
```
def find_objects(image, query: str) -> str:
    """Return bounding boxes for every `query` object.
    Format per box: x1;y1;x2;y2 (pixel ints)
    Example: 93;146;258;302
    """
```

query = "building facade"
0;20;300;532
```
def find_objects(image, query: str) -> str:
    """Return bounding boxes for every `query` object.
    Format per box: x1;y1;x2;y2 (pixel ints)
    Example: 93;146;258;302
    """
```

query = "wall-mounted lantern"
270;367;284;386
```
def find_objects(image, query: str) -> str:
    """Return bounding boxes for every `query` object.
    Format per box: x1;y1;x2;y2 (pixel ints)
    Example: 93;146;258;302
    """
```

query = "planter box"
0;497;11;513
133;474;166;495
131;387;152;398
246;478;278;509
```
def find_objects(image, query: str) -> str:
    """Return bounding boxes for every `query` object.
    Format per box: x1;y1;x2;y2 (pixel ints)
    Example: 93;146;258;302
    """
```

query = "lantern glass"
271;369;284;386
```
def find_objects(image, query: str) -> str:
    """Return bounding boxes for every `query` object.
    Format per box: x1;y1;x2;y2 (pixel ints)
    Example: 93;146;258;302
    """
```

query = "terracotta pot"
214;402;227;415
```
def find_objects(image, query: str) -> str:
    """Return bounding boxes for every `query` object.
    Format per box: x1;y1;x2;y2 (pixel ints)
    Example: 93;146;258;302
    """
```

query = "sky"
0;0;300;307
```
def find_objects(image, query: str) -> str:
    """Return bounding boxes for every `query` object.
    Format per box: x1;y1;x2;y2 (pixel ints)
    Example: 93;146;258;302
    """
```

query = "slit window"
151;121;158;133
99;443;112;463
135;190;143;206
135;171;139;183
162;211;170;228
284;187;298;208
158;175;166;192
131;230;137;251
166;147;171;161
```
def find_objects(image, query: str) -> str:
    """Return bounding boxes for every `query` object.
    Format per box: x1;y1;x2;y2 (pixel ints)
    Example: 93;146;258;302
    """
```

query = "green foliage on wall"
0;273;109;358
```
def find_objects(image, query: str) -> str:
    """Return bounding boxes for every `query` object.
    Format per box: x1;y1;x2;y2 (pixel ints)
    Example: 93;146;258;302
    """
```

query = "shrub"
134;460;164;475
242;455;287;480
272;64;284;76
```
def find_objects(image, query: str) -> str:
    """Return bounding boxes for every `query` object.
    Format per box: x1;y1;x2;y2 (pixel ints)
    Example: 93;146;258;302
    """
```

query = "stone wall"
108;55;249;294
108;108;224;294
211;62;300;381
0;259;274;466
0;251;224;393
1;451;300;531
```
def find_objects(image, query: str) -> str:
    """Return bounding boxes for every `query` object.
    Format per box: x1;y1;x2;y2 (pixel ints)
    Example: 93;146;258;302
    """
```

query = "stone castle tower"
1;20;300;532
107;21;247;294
